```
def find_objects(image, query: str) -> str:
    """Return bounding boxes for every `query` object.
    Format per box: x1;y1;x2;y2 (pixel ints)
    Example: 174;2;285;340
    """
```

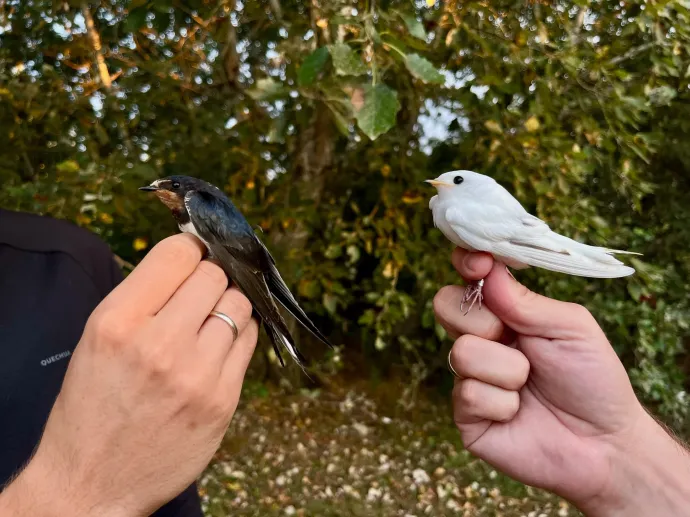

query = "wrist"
580;408;690;517
0;453;128;517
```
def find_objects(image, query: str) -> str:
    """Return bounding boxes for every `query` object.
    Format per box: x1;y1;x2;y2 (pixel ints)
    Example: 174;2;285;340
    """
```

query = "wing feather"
445;204;635;278
185;191;302;365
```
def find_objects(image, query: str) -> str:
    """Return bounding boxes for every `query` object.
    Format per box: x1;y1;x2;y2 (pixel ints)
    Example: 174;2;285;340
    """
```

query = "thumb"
482;263;600;340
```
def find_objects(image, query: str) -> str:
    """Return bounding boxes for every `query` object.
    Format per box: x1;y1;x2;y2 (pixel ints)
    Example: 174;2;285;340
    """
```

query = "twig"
608;42;655;66
269;0;282;21
113;254;135;271
82;3;112;90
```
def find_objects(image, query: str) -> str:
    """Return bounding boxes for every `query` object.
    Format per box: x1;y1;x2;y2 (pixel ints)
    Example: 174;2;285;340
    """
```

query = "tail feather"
263;254;333;348
265;321;306;367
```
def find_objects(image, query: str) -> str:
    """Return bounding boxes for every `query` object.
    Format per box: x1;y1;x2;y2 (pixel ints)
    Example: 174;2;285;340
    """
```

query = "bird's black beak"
139;186;160;192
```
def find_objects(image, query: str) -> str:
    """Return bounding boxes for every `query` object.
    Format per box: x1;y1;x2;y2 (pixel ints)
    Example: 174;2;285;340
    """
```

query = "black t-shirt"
0;209;202;516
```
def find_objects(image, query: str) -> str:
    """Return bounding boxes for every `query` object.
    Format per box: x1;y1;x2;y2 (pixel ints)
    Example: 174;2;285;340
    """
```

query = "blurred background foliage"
1;0;689;428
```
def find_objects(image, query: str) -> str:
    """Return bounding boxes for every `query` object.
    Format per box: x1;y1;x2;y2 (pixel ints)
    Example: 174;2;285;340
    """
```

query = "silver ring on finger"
448;350;462;379
209;310;239;343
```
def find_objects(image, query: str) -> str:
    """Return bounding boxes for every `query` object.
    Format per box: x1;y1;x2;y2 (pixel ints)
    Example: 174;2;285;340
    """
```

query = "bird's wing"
184;191;304;365
443;197;549;250
445;200;634;278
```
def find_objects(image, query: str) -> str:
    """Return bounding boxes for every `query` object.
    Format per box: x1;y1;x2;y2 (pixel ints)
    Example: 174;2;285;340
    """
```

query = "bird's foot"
460;279;484;315
505;266;515;281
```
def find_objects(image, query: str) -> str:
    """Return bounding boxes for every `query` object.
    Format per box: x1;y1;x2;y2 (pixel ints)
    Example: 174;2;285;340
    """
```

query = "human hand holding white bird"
427;170;638;313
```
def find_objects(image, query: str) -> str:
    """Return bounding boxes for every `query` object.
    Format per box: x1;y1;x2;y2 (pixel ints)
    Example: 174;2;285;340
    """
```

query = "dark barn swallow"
140;175;332;367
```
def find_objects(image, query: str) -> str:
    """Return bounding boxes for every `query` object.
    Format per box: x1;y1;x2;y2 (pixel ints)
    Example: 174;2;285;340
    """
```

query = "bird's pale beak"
139;185;160;192
425;179;453;188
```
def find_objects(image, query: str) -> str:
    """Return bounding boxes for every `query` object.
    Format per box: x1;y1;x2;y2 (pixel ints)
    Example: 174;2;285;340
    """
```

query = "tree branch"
82;3;112;90
113;254;135;271
269;0;282;21
608;42;655;66
221;0;239;87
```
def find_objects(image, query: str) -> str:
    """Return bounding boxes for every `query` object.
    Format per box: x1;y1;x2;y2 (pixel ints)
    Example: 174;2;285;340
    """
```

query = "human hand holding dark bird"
140;175;332;367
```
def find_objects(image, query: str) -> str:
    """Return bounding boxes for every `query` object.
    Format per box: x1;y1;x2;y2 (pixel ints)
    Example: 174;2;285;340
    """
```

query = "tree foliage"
1;0;689;427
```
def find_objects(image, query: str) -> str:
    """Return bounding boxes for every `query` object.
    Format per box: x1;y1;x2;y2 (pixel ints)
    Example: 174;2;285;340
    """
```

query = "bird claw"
460;279;484;315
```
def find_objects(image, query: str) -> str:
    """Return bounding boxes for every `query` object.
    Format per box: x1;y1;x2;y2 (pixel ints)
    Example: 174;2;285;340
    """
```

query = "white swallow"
427;170;638;312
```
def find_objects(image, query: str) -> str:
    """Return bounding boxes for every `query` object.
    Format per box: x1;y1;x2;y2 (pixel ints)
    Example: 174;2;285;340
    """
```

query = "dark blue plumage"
140;175;332;367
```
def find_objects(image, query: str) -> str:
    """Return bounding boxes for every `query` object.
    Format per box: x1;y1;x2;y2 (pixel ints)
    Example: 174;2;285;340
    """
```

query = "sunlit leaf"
246;78;286;100
396;11;427;40
56;160;80;175
404;54;445;84
323;293;338;314
524;116;541;132
328;43;367;76
484;120;503;134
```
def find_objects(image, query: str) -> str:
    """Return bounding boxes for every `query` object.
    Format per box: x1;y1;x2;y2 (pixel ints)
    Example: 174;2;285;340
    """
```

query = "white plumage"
427;170;638;279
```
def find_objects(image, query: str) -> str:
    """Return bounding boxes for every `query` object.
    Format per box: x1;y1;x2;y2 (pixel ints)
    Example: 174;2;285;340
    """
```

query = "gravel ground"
200;381;579;517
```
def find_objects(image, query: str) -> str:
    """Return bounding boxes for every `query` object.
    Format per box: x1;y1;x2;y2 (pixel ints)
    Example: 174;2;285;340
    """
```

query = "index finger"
103;233;206;318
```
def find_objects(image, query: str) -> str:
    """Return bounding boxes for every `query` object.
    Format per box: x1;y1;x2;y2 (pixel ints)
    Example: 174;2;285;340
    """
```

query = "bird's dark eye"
172;181;181;189
453;175;464;185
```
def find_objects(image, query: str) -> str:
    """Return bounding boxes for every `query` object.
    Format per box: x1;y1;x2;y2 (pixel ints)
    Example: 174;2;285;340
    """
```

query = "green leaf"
647;85;677;107
404;54;445;84
346;244;361;263
56;160;80;175
396;11;427;40
365;19;381;44
323;293;338;314
434;322;447;341
358;309;376;325
328;43;367;76
127;0;149;8
151;11;171;33
355;84;400;140
152;0;173;12
298;47;330;86
324;244;343;259
484;120;503;134
246;78;286;100
123;7;148;33
298;279;321;299
267;114;286;143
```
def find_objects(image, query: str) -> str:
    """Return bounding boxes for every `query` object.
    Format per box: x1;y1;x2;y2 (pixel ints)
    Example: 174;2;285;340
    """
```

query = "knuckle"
498;393;521;422
176;372;208;404
233;293;253;321
568;302;594;322
197;260;228;287
155;236;201;268
207;394;232;419
88;310;128;347
458;379;479;409
140;344;175;378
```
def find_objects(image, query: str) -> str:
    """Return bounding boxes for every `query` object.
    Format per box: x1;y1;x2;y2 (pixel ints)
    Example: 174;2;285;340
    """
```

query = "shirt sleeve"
151;483;204;517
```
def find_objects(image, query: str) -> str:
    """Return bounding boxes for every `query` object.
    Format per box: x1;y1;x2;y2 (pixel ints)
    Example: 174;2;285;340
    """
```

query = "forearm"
0;456;127;517
582;411;690;517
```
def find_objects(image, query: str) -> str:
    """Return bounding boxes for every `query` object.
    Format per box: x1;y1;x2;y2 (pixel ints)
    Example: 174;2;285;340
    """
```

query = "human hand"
434;248;690;516
0;234;258;517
